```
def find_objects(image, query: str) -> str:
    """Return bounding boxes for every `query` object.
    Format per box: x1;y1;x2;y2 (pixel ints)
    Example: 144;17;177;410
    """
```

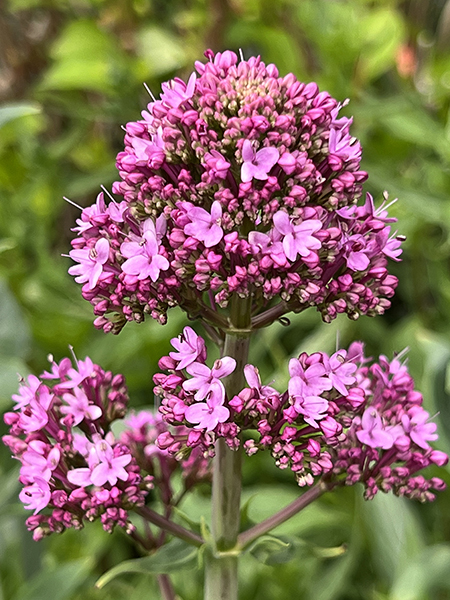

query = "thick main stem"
204;296;251;600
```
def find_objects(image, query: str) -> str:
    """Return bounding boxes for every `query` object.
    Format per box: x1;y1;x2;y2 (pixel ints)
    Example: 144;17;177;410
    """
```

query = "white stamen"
239;48;245;62
100;185;119;205
68;344;78;366
143;82;157;102
63;196;83;211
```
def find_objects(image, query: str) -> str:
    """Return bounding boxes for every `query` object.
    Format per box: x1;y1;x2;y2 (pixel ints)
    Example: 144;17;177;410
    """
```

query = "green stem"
135;506;204;547
157;574;176;600
204;296;251;600
237;481;328;549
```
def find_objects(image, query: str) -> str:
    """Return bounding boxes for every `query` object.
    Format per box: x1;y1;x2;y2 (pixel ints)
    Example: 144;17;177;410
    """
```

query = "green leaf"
13;559;90;600
95;539;199;588
361;492;424;585
390;545;450;600
247;534;292;565
0;279;31;360
0;103;41;129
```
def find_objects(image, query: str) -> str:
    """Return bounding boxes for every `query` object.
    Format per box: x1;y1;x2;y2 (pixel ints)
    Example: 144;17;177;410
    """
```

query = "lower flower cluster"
3;357;147;540
155;329;447;502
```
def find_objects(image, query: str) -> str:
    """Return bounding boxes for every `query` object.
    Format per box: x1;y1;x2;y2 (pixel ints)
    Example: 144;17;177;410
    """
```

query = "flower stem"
204;296;251;600
136;505;204;547
237;481;328;549
157;574;176;600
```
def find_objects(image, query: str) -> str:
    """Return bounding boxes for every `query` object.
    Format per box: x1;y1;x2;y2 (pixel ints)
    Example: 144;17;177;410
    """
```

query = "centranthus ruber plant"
3;50;448;600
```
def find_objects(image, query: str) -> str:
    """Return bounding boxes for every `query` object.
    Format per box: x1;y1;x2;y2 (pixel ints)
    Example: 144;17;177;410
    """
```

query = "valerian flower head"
66;50;402;333
155;330;447;502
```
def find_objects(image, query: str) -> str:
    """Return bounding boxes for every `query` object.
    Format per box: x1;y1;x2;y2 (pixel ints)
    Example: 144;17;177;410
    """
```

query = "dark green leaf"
95;539;199;588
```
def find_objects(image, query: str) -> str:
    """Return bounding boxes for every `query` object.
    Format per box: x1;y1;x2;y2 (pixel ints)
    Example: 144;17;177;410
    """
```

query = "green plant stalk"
204;297;251;600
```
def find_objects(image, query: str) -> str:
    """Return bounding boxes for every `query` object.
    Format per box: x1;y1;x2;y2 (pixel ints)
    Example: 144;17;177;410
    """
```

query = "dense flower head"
2;355;151;540
67;50;402;333
155;332;447;502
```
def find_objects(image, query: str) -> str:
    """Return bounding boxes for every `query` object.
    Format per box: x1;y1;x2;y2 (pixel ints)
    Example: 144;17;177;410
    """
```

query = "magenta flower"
56;357;95;390
288;359;331;396
160;72;196;108
273;212;322;262
20;441;61;483
121;218;169;282
72;192;107;234
240;139;279;182
68;439;131;488
356;408;394;449
183;357;236;403
401;407;438;450
184;201;224;248
19;477;51;514
68;238;110;289
169;326;207;370
322;350;357;396
204;150;231;180
343;234;371;271
185;395;230;431
90;439;132;487
12;375;41;409
61;387;102;426
242;365;278;405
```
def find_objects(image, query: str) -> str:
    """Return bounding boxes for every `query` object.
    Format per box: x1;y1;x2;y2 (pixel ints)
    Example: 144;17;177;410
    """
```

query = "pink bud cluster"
2;356;150;540
155;331;447;502
67;50;402;333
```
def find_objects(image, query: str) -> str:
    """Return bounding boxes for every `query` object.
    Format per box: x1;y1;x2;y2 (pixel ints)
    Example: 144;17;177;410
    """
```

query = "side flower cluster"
2;356;150;540
155;331;447;502
67;50;402;333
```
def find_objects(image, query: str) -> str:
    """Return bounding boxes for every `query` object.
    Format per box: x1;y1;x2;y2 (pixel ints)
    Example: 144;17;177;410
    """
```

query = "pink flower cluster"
155;330;447;502
155;327;237;438
2;356;150;540
67;50;402;333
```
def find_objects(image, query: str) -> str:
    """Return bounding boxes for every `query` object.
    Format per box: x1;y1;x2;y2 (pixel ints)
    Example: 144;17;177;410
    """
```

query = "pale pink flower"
183;357;236;404
19;477;51;514
185;394;230;431
61;387;102;426
184;201;223;248
273;211;322;262
356;408;394;449
69;238;110;289
169;326;207;370
241;139;279;182
121;218;169;281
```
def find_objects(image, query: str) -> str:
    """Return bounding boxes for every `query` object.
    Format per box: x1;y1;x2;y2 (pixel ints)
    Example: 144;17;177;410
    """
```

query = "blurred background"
1;0;450;598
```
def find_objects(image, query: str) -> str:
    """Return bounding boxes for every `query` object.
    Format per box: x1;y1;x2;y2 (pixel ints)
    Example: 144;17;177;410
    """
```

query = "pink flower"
121;218;169;282
69;238;110;289
68;439;131;488
61;387;102;426
90;439;132;487
20;441;61;483
185;395;230;431
160;72;196;108
204;150;231;180
19;477;51;514
241;139;279;182
356;408;394;449
184;201;223;248
12;375;41;409
169;327;207;370
402;407;438;450
322;350;357;396
183;357;236;403
72;192;107;234
273;211;322;262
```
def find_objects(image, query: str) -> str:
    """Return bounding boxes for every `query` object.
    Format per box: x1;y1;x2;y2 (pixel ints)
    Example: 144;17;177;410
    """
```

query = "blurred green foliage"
1;0;450;598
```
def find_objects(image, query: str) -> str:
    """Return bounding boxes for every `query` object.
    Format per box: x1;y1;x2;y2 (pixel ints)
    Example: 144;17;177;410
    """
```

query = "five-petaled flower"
240;139;279;182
